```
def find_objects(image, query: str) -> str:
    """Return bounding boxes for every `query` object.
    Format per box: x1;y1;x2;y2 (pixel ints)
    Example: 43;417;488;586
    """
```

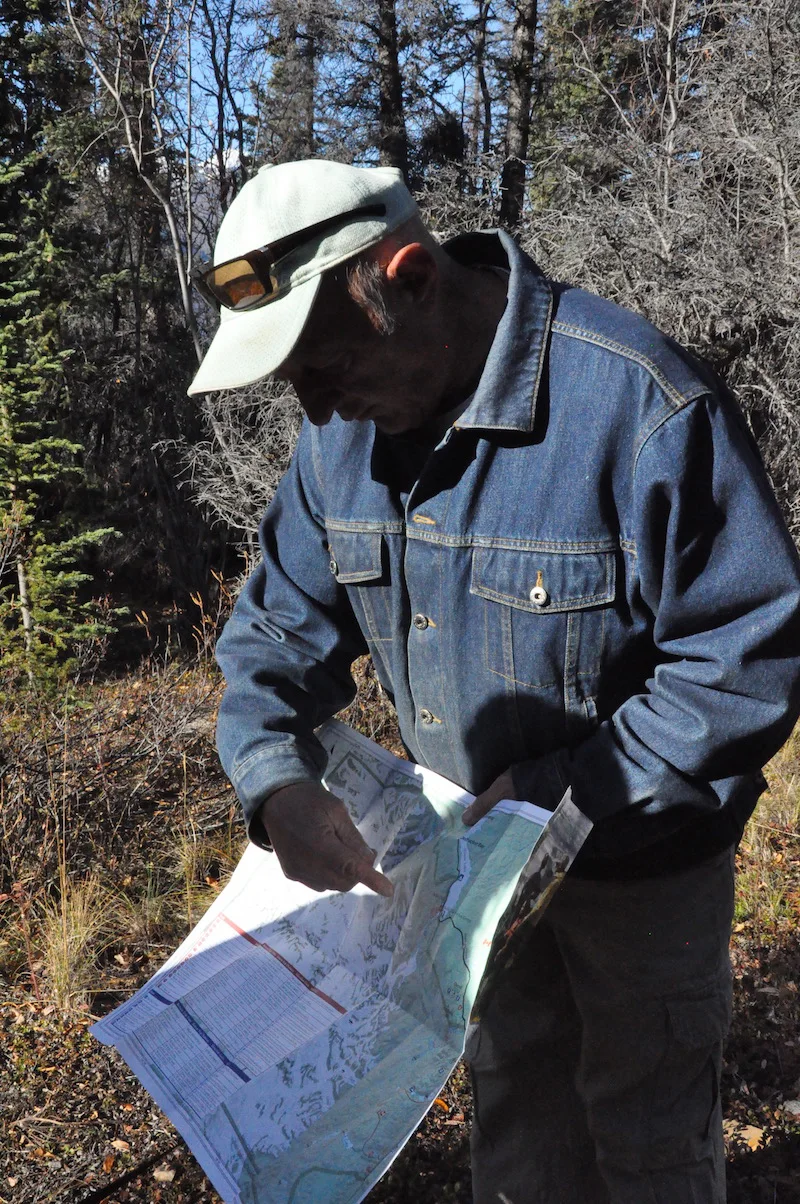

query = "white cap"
187;160;419;395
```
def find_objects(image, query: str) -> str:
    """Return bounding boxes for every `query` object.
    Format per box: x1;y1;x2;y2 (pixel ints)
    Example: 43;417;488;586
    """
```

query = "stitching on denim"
452;420;541;431
410;533;619;552
309;428;326;504
334;568;382;584
530;283;554;427
633;393;713;477
357;580;384;642
575;596;604;684
483;597;560;689
325;519;405;535
501;596;514;681
564;610;578;716
434;526;458;764
621;538;637;556
472;583;614;611
470;544;615;610
328;530;383;584
232;741;323;785
551;320;707;412
327;529;395;639
598;602;606;679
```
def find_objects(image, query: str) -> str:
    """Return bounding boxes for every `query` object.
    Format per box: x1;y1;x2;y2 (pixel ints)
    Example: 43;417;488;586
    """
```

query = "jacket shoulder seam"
633;391;714;476
551;319;706;412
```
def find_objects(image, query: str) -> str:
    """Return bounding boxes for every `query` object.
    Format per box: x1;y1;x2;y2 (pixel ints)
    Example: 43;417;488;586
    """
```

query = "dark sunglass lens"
208;259;273;310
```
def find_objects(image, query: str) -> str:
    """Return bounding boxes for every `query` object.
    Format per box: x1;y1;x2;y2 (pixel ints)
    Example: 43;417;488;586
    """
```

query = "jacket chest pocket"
326;529;394;643
470;545;616;693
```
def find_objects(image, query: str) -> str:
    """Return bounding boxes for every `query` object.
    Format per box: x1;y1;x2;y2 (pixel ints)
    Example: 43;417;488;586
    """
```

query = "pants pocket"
643;980;732;1172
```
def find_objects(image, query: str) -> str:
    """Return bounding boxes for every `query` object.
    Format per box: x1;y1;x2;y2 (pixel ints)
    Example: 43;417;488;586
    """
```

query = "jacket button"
529;585;549;606
419;708;434;724
329;557;338;576
413;613;429;630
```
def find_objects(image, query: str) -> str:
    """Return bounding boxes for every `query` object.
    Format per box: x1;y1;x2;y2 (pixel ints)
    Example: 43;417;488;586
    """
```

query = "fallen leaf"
740;1125;764;1151
111;1138;130;1151
153;1165;176;1183
433;1097;448;1112
102;1154;115;1173
7;1179;18;1188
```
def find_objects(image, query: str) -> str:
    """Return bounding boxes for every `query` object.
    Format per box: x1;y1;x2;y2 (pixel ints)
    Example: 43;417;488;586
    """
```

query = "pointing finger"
356;862;394;897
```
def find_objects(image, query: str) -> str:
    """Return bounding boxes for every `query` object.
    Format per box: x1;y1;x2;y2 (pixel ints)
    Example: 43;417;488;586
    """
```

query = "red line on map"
221;914;347;1015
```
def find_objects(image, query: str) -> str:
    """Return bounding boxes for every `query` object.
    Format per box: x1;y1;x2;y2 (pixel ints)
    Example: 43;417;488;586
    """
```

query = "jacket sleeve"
215;421;368;845
516;390;800;829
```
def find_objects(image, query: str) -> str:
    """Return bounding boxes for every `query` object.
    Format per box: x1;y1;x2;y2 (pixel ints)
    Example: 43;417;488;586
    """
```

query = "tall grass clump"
39;874;110;1013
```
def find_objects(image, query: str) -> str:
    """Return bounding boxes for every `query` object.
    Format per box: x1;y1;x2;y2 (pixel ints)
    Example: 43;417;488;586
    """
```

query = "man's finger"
355;862;394;897
462;800;491;826
462;770;516;827
297;861;393;897
329;805;378;856
462;787;500;826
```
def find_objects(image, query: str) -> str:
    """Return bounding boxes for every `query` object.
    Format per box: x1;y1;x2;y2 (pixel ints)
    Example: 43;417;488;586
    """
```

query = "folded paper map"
92;721;587;1203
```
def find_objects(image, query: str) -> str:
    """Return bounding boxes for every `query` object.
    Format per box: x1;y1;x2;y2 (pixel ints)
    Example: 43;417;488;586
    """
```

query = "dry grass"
39;874;111;1014
735;728;800;933
1;653;799;1202
172;824;244;928
0;656;232;1017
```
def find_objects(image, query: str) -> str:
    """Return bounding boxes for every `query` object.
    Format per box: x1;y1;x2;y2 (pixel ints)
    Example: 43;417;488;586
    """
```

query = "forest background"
2;1;800;1201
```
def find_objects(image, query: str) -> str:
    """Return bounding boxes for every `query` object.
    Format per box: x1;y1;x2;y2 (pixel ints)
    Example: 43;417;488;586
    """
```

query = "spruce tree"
0;3;116;689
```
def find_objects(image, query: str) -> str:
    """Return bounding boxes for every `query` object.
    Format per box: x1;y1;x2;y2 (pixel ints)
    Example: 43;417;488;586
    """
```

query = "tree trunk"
376;0;409;182
16;554;34;682
274;5;316;161
499;0;539;227
469;0;493;170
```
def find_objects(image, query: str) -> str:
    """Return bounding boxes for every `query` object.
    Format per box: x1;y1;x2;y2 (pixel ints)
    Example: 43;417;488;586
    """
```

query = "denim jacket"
216;231;800;875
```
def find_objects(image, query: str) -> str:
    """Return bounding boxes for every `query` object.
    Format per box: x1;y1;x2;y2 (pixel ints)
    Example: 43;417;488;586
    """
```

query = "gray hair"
344;257;397;336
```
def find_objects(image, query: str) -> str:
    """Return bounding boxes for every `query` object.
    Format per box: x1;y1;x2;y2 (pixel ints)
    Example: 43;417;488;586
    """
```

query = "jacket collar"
442;230;553;434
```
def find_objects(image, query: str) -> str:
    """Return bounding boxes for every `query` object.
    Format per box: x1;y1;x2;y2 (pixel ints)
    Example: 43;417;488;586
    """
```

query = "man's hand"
260;783;394;897
462;769;516;827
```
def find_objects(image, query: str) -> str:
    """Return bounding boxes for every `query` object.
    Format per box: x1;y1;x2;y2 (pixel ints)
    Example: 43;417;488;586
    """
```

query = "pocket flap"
667;984;732;1047
327;530;384;584
470;546;615;613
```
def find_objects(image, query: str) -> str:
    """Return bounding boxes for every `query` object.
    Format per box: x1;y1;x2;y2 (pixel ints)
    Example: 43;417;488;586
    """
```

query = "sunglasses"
193;203;388;313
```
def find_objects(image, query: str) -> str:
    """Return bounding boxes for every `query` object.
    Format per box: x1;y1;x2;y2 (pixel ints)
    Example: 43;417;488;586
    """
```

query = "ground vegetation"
1;659;799;1201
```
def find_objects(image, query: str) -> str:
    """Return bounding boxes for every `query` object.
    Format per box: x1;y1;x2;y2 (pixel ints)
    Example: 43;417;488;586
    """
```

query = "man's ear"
384;243;437;304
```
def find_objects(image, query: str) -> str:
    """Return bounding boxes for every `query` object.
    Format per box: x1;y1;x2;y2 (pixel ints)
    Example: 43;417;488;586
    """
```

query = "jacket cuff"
231;744;326;849
511;747;572;814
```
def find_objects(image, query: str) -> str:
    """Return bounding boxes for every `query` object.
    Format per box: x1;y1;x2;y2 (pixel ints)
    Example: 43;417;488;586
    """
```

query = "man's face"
274;269;444;435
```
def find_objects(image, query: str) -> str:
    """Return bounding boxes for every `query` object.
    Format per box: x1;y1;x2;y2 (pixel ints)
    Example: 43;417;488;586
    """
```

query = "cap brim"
187;273;322;396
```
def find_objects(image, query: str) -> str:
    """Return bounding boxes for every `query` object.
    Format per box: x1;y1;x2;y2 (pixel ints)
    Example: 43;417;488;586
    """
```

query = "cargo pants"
466;848;735;1204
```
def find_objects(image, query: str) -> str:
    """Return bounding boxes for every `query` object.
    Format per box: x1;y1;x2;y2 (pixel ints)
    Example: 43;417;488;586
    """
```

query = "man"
189;159;800;1203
